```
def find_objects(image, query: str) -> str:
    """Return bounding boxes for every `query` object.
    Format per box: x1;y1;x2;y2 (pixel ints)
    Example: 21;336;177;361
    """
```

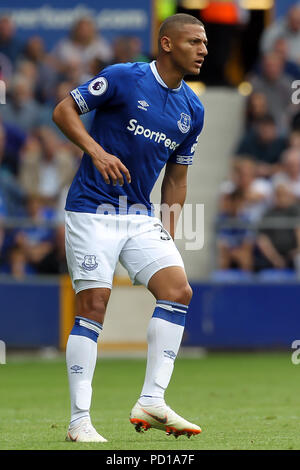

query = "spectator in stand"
291;111;300;131
0;175;7;265
0;121;25;216
79;56;108;84
2;245;35;280
249;52;293;134
216;189;254;271
3;74;43;132
272;148;300;200
112;37;133;64
22;36;58;104
51;17;112;80
59;56;83;86
19;126;77;205
128;36;151;63
260;4;300;66
15;60;38;88
244;91;269;131
36;224;68;274
87;57;107;78
289;129;300;150
220;158;273;222
42;80;93;138
0;52;13;82
0;117;27;176
0;15;22;66
271;36;300;79
0;195;68;277
236;115;287;177
13;195;56;273
255;184;300;271
112;36;150;65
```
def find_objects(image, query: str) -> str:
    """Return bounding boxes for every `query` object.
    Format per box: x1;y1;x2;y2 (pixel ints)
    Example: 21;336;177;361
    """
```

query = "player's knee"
77;291;107;323
164;283;193;306
180;283;193;305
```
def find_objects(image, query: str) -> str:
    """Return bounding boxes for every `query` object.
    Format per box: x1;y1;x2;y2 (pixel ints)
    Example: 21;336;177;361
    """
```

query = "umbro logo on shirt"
137;100;149;111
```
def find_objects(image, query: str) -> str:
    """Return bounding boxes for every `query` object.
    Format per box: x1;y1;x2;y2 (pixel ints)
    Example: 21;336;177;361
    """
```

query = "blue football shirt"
66;61;204;216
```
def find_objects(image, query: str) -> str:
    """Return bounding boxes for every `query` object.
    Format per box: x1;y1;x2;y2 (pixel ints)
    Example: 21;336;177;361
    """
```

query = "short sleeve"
168;105;204;165
70;64;125;114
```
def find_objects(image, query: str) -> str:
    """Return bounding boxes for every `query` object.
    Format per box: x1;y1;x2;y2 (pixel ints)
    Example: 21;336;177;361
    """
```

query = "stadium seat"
211;269;254;282
256;269;297;282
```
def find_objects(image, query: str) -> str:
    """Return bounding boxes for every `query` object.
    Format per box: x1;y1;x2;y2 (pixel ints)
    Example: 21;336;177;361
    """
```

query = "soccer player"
52;13;208;442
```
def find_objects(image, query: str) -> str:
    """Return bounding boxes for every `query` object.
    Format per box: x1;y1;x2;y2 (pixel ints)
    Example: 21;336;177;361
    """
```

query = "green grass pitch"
0;352;299;450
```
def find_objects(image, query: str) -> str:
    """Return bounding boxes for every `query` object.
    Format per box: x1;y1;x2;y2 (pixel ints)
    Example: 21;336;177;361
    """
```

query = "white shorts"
65;211;184;293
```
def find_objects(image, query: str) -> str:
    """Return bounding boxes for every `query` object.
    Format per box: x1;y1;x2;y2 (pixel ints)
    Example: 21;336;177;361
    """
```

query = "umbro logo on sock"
164;350;176;360
70;364;83;374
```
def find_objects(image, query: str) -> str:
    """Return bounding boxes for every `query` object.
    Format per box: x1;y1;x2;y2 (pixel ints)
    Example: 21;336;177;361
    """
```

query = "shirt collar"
150;60;182;92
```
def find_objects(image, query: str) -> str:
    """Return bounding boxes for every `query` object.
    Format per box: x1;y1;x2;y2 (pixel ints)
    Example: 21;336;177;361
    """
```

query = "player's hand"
91;150;131;186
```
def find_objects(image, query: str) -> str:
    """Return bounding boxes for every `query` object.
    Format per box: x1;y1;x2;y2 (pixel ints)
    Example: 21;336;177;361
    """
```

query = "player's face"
169;24;208;76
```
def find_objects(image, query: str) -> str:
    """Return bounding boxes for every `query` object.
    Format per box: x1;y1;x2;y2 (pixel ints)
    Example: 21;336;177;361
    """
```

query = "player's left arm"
160;162;188;239
161;102;204;239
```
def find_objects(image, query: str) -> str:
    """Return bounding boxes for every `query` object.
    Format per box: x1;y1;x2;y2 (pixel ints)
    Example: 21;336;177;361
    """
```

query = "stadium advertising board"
0;0;153;54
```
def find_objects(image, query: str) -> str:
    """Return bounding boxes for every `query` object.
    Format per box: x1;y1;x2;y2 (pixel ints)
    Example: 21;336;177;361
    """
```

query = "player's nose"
199;44;208;56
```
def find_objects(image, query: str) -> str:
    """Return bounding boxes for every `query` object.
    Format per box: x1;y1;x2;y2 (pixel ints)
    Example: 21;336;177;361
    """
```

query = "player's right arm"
52;95;131;186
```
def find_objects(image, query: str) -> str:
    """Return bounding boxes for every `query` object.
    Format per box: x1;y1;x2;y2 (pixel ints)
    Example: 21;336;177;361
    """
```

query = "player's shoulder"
99;61;149;82
180;81;204;130
181;81;204;114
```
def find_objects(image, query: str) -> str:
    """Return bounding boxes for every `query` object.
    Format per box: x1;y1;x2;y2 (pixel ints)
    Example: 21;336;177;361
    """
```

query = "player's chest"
121;83;192;143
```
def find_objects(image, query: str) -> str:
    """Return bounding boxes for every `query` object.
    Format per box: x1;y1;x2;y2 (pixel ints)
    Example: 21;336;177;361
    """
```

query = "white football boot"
66;417;107;443
130;401;201;438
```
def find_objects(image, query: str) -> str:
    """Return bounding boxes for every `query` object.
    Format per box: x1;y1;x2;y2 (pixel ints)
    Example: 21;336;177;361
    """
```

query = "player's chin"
187;65;202;76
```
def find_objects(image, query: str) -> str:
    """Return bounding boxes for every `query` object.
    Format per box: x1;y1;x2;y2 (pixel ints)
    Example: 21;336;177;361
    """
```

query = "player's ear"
160;36;172;53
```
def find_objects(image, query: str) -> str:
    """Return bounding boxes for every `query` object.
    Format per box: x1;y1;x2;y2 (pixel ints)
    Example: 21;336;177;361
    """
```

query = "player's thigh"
120;218;191;302
65;211;124;291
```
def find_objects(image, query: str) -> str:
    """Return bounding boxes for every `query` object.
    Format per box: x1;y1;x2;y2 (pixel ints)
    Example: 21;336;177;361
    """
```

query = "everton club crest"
82;255;98;271
177;113;191;133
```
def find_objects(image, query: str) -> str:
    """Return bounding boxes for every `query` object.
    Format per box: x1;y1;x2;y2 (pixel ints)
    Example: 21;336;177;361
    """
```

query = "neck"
155;57;184;89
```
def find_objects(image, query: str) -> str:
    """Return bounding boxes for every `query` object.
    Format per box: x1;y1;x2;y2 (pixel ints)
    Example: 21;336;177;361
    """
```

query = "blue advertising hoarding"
0;0;153;54
184;283;300;349
1;279;299;350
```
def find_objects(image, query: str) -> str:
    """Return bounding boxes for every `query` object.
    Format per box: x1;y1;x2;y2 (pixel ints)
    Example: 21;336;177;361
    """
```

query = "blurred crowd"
1;6;300;281
0;15;151;279
215;4;300;280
